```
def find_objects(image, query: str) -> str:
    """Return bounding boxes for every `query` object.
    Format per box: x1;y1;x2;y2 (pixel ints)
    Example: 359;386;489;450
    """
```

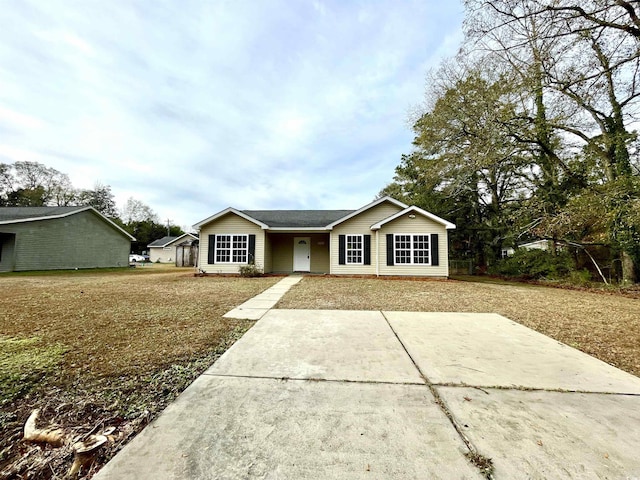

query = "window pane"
346;234;363;264
395;235;411;264
232;235;248;263
216;235;231;263
216;234;248;263
413;235;429;264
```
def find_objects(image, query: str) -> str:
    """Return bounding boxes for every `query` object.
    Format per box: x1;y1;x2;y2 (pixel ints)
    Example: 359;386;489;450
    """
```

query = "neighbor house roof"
0;206;136;240
148;233;198;248
148;236;177;247
0;206;87;222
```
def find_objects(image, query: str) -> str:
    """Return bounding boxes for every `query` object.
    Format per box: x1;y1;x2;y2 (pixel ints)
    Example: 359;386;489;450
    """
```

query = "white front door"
293;237;310;272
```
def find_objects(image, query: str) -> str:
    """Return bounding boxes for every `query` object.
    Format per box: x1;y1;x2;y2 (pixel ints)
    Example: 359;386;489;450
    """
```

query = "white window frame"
393;233;431;265
345;234;364;265
215;234;249;264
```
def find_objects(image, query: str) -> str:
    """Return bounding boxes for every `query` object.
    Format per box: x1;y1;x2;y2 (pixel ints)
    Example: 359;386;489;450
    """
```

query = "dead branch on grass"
20;409;119;479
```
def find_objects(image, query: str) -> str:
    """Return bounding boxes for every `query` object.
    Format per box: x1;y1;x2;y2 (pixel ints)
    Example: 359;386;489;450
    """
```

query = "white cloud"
0;0;464;228
0;107;44;130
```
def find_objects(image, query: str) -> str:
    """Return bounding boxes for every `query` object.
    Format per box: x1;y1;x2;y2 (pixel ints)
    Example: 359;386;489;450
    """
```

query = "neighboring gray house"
0;206;135;272
147;233;198;263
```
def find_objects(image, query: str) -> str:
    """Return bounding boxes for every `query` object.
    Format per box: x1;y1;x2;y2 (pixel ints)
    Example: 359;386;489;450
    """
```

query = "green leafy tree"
386;65;529;267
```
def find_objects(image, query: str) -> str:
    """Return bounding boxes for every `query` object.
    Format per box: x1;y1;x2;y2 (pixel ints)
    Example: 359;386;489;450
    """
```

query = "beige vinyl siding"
269;233;330;273
148;247;169;263
198;214;265;274
149;235;198;264
149;241;179;263
378;213;449;277
330;202;402;275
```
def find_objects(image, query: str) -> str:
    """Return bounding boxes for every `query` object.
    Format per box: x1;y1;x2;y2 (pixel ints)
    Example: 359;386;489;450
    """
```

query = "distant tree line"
0;160;183;253
381;0;640;283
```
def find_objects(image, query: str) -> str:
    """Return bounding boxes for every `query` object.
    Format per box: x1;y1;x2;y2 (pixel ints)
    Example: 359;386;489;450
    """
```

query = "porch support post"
375;230;379;277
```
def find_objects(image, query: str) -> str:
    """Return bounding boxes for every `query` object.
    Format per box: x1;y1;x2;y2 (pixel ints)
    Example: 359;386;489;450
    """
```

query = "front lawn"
276;276;640;378
3;271;638;478
0;268;278;478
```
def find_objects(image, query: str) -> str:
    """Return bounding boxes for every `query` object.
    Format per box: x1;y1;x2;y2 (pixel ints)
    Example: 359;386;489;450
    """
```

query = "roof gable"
325;196;408;229
193;208;270;230
370;206;456;230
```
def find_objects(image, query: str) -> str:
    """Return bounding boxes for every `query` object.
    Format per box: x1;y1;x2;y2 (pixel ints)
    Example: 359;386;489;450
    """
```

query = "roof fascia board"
193;208;269;230
88;207;137;240
370;206;456;230
0;206;91;225
325;196;408;230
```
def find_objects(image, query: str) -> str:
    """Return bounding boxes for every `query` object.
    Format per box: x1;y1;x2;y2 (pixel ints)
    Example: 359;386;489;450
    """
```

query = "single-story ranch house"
0;206;135;272
193;196;456;277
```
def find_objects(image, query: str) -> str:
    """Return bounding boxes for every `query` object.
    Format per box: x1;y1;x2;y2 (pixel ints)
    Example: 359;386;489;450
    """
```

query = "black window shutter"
364;235;371;265
431;233;439;266
208;235;216;264
248;234;256;263
386;234;394;266
338;235;346;265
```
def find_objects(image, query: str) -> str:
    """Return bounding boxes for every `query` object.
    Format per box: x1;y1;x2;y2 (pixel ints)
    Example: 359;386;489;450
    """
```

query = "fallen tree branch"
23;409;66;447
22;409;117;478
68;435;108;478
559;240;609;285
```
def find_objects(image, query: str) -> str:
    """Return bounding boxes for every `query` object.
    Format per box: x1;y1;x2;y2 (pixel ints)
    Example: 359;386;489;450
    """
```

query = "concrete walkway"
223;275;303;320
95;308;640;478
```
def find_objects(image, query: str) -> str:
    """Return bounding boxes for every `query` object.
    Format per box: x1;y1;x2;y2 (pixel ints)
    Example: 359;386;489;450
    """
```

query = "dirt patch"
0;268;278;478
276;276;640;378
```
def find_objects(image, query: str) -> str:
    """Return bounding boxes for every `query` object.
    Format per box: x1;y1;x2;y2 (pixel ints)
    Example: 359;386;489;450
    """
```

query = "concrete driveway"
95;310;640;479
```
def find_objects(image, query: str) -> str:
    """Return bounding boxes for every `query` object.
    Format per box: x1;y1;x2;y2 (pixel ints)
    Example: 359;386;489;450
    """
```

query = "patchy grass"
276;276;640;378
0;269;278;478
0;336;68;405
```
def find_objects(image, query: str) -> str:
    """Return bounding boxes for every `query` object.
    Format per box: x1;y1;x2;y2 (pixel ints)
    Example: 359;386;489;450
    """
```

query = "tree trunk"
621;250;637;284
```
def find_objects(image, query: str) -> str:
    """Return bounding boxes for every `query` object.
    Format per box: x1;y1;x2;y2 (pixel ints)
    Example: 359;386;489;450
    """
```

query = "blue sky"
0;0;464;230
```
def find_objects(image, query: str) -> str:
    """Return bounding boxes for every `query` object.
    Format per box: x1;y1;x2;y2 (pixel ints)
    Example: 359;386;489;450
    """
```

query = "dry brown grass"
0;267;279;478
0;268;278;377
276;276;640;378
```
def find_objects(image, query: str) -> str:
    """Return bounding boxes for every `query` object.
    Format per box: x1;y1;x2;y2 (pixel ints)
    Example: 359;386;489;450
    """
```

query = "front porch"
266;232;330;274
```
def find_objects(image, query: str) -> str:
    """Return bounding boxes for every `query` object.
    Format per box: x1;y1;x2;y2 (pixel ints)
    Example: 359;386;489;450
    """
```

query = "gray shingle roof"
242;210;355;228
0;206;88;222
148;236;178;247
